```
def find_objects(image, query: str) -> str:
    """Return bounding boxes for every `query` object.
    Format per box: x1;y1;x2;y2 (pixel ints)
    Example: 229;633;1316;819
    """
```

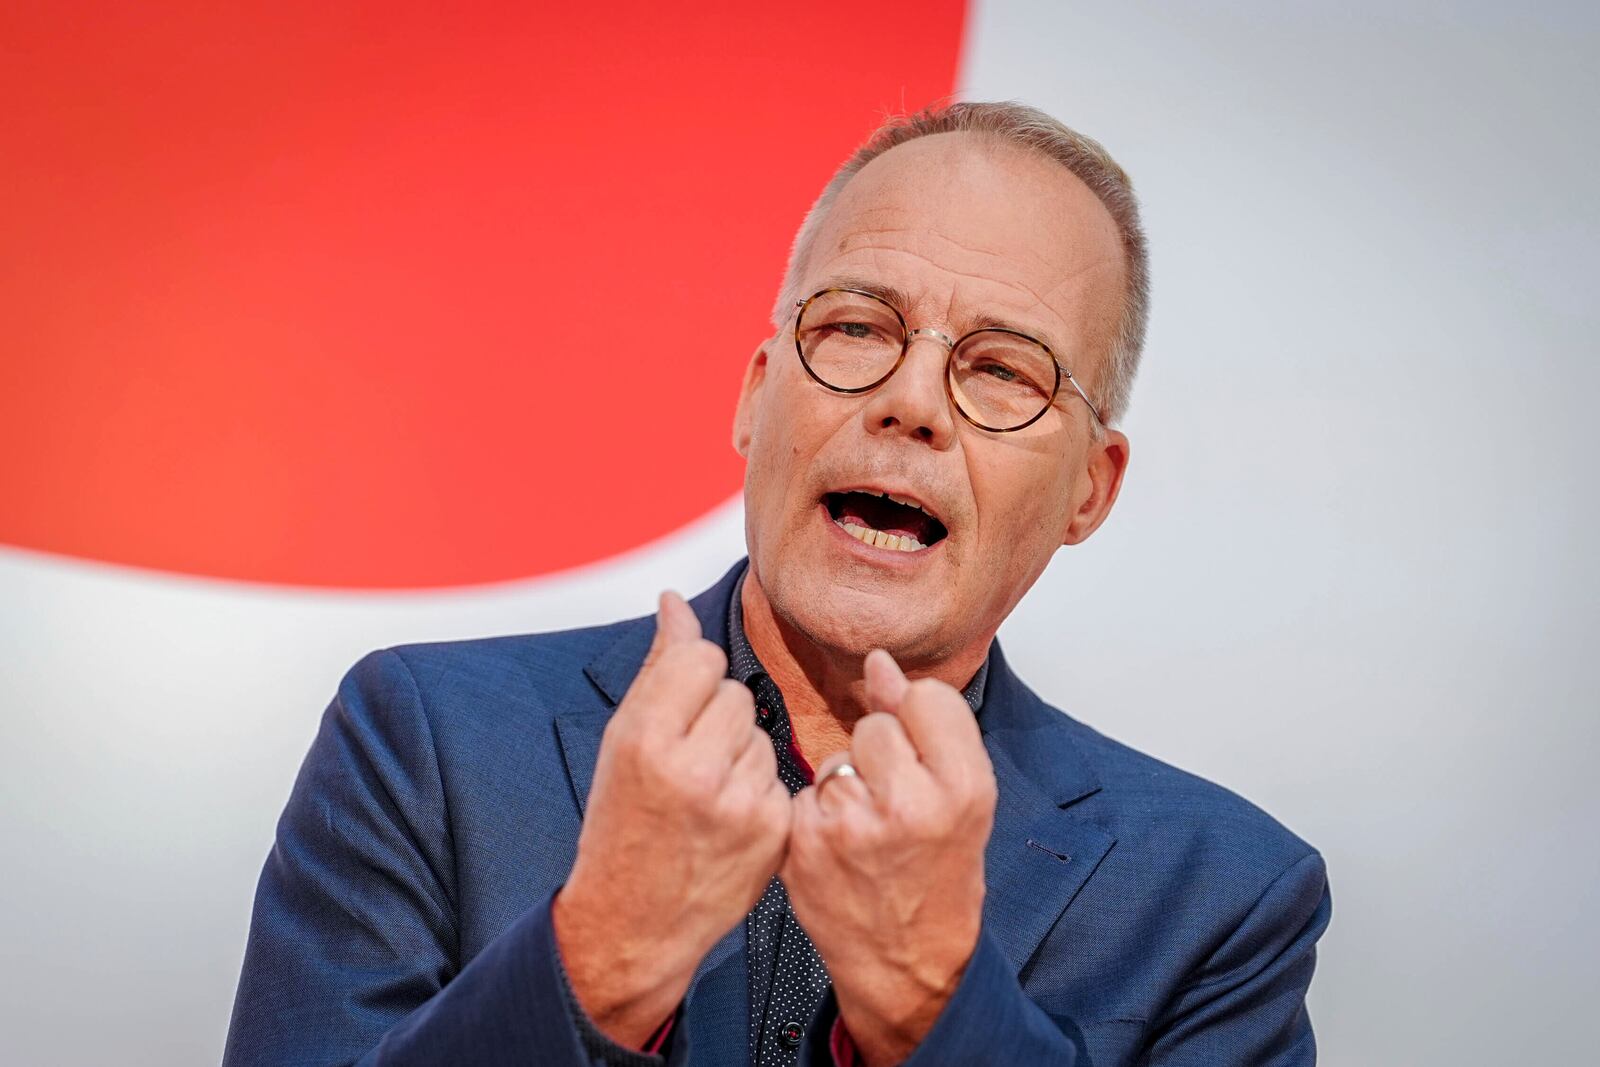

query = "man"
225;101;1331;1066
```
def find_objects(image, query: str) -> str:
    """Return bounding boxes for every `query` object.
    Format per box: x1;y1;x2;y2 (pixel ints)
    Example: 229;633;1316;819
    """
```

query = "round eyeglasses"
792;287;1103;432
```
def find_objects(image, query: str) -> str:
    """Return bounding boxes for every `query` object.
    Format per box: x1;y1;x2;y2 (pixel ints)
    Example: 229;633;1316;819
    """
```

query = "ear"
732;343;770;458
1061;427;1130;546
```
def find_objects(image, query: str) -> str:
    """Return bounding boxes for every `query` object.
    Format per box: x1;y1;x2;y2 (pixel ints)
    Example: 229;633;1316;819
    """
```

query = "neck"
738;567;991;766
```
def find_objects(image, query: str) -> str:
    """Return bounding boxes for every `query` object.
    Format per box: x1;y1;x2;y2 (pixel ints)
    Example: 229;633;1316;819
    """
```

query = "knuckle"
749;730;778;770
854;711;897;743
717;678;754;714
601;718;642;756
659;639;722;681
694;639;729;677
669;757;721;805
955;764;997;805
946;780;981;817
663;641;702;673
835;810;877;851
707;785;745;824
745;744;779;782
724;755;762;794
977;768;998;805
900;800;941;838
762;791;792;834
883;795;919;830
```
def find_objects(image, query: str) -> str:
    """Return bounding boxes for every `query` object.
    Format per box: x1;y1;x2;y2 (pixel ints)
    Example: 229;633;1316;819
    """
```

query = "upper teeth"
881;491;925;513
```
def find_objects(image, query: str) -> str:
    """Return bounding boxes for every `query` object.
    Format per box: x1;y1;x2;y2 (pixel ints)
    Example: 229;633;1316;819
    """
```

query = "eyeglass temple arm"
1060;367;1105;425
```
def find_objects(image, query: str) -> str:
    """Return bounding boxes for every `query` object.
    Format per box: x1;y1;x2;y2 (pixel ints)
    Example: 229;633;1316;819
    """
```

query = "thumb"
642;590;702;671
863;648;910;715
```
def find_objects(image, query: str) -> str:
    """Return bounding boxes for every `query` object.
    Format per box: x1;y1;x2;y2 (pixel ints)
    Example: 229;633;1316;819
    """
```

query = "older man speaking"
224;102;1331;1066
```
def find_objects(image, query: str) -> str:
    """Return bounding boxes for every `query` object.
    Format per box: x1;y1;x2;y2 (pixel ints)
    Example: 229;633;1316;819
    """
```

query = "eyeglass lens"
797;289;1061;431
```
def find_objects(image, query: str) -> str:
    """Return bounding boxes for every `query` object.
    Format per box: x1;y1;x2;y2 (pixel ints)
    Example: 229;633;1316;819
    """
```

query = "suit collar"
581;559;744;709
977;640;1102;808
580;557;1102;809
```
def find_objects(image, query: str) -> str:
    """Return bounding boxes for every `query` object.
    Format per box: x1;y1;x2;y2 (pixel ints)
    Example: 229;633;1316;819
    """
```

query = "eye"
978;360;1019;382
834;321;875;340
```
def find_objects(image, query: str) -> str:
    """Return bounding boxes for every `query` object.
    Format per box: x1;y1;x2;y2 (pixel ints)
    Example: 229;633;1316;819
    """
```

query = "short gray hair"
772;101;1150;426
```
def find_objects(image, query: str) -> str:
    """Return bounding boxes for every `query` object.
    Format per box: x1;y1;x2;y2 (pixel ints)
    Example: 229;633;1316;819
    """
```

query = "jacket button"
780;1020;804;1047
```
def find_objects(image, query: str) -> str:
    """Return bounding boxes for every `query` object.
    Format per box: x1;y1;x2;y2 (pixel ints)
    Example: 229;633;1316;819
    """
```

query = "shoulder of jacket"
1047;706;1321;874
350;612;651;725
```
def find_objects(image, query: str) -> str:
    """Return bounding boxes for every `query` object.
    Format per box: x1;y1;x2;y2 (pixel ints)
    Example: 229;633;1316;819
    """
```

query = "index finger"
618;637;727;735
864;649;986;778
641;590;701;673
616;593;723;733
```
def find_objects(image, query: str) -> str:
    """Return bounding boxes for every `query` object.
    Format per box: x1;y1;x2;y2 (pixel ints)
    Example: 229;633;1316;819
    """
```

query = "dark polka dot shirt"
727;571;988;1067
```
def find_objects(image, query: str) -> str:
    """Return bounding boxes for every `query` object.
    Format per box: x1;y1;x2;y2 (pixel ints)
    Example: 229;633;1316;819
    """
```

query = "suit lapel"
978;644;1118;975
557;560;746;815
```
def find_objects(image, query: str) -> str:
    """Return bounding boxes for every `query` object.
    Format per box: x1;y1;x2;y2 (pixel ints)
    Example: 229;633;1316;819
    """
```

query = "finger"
866;649;962;768
759;773;794;870
813;750;852;781
849;711;924;799
780;786;821;886
864;648;910;716
640;590;702;674
686;679;758;762
620;637;726;734
892;676;988;779
729;723;778;785
732;732;790;869
812;750;872;815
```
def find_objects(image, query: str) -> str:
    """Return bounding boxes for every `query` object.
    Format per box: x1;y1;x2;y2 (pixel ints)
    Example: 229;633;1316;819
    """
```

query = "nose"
861;330;957;449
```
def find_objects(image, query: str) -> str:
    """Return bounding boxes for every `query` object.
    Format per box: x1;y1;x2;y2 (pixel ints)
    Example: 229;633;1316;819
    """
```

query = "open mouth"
822;490;949;553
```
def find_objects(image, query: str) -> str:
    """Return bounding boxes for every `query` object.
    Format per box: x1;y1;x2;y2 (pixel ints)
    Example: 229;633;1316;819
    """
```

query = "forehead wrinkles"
836;221;1063;288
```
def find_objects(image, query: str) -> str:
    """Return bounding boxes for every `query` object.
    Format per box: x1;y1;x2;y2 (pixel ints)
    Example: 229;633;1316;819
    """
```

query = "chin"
768;556;953;660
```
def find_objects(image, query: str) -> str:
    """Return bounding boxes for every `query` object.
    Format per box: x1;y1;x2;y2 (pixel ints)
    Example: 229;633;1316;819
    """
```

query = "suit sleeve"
802;852;1331;1067
1141;851;1332;1065
801;925;1083;1067
221;649;687;1067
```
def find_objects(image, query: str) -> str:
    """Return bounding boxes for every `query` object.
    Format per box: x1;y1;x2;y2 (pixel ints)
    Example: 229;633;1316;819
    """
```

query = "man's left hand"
781;650;998;1067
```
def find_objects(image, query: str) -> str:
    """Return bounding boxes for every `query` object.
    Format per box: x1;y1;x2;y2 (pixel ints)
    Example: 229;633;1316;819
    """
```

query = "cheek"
968;456;1076;560
745;377;827;519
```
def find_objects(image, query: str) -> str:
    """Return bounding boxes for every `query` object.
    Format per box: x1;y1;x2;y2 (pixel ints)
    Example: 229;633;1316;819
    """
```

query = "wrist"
831;927;977;1066
834;977;954;1066
551;884;692;1048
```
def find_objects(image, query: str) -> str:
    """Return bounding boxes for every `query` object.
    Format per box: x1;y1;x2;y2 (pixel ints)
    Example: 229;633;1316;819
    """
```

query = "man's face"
734;132;1130;666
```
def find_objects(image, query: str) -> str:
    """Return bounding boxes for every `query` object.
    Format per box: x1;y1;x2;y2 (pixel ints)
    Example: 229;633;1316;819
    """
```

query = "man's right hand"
551;590;791;1049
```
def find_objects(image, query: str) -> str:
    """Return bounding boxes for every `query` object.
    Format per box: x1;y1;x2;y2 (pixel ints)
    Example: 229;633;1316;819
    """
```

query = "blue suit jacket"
224;560;1331;1066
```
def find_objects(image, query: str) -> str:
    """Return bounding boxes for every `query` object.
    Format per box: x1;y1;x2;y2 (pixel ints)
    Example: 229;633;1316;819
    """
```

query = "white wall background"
961;3;1600;1063
2;4;1596;1064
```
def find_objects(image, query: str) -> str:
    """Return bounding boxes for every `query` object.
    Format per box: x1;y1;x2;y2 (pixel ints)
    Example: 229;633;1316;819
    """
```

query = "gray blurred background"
3;3;1596;1063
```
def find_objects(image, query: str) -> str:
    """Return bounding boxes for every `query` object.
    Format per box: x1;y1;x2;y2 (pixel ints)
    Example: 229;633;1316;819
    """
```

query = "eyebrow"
813;275;1069;360
815;276;916;317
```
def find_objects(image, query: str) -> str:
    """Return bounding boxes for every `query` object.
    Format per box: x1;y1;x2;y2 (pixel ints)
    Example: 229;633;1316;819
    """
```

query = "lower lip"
818;501;945;568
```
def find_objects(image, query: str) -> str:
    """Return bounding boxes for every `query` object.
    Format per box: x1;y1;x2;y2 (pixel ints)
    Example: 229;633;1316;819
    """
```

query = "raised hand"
781;649;998;1067
552;591;792;1047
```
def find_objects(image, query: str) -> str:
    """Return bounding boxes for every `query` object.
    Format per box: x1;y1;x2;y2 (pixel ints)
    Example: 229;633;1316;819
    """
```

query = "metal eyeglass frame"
792;286;1104;432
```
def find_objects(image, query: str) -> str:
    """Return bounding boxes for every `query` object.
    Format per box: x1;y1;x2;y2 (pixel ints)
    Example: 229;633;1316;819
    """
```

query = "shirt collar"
726;568;989;713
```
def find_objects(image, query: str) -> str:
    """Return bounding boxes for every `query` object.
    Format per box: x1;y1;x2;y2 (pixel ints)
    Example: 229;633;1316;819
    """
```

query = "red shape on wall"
0;3;965;588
